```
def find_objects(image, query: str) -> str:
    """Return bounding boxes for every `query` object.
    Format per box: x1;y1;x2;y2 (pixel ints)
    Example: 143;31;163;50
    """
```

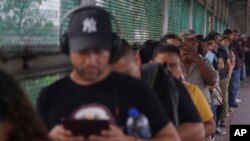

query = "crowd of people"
1;6;249;141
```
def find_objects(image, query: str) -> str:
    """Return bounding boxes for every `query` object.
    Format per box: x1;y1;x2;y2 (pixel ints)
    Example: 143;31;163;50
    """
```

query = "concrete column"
204;0;207;36
188;0;193;29
247;0;250;35
79;0;96;6
162;0;169;35
213;0;216;30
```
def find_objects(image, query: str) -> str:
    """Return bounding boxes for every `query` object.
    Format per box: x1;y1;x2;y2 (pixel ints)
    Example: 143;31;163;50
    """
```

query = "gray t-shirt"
182;58;214;103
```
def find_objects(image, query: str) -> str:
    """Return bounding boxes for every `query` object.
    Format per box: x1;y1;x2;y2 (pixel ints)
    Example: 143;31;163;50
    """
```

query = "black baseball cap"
67;7;112;52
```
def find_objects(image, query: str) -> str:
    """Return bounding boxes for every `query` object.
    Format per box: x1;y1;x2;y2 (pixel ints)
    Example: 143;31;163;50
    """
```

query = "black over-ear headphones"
59;6;121;64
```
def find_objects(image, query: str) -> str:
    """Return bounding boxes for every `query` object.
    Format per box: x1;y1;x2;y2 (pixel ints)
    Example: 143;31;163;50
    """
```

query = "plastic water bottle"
126;108;152;139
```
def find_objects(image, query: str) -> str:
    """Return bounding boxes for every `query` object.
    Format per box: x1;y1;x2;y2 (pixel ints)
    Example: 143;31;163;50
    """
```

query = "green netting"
167;0;189;34
96;0;164;43
0;0;78;50
19;73;65;105
192;1;204;35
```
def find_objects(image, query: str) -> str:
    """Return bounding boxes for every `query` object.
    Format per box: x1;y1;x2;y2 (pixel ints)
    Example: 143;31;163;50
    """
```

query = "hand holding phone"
181;47;201;62
62;118;109;138
49;125;85;141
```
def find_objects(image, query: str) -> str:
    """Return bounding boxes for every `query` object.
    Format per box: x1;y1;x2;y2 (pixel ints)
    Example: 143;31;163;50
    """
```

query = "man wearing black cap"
37;6;180;141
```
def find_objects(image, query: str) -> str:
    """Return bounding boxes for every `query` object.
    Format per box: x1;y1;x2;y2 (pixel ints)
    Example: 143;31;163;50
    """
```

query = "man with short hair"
112;39;205;141
152;44;216;139
37;7;180;141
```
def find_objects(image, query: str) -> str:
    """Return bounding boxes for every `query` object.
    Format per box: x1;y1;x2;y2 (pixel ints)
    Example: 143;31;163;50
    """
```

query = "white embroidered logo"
82;17;97;33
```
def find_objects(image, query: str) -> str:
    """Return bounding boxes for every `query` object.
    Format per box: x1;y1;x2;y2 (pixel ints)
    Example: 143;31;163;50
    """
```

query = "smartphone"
62;118;109;138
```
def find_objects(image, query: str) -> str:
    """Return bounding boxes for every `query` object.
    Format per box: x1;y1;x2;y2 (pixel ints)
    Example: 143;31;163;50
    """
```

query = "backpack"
141;63;180;125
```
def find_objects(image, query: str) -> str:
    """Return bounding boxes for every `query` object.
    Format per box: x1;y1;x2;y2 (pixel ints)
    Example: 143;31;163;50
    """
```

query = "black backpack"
141;63;180;125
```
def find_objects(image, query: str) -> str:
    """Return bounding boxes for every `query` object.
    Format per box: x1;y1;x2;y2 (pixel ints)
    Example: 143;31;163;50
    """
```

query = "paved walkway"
215;77;250;141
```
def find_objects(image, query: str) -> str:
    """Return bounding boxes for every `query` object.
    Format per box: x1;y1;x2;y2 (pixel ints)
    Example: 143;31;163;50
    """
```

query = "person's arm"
88;123;180;141
217;58;224;70
204;118;216;137
226;59;233;78
49;125;85;141
195;57;217;85
208;16;213;33
229;50;236;69
177;123;205;141
185;49;217;85
145;123;181;141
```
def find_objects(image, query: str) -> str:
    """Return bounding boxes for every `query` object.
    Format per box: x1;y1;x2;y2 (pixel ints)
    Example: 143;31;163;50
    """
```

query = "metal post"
162;0;169;35
247;0;250;35
79;0;96;6
188;0;193;29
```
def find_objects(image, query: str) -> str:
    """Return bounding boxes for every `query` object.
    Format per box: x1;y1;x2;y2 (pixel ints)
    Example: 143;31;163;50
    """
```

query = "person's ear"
148;59;154;64
133;51;141;66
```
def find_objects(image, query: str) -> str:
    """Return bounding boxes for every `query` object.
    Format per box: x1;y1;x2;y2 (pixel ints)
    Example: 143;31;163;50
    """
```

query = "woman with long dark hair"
0;69;49;141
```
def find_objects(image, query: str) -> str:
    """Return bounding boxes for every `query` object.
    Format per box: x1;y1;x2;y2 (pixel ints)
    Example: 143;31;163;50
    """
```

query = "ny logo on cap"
82;17;97;33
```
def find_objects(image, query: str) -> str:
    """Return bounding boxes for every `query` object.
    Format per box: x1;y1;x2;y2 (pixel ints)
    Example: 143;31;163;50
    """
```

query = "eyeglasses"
164;62;179;71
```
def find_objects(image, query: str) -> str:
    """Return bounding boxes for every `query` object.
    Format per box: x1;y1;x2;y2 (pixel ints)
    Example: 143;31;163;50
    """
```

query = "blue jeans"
228;68;241;107
240;64;244;81
210;96;218;125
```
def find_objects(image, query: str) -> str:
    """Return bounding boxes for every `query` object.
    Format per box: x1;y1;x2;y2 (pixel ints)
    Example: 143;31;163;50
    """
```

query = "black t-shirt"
153;66;201;124
217;45;230;79
37;72;169;136
230;40;244;60
230;40;243;70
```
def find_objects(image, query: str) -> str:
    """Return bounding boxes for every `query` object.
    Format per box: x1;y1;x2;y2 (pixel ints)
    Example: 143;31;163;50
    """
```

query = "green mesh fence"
192;1;204;35
96;0;164;43
0;0;78;105
167;0;189;34
0;0;78;51
19;73;66;105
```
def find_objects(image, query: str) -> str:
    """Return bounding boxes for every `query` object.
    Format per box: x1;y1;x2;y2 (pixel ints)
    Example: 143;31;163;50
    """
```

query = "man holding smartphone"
37;6;180;141
179;29;217;104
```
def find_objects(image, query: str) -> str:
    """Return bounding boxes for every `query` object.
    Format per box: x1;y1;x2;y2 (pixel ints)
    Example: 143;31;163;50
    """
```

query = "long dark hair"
0;69;49;141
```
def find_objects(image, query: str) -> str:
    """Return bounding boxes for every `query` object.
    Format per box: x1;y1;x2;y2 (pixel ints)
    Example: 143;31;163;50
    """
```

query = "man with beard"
37;6;180;141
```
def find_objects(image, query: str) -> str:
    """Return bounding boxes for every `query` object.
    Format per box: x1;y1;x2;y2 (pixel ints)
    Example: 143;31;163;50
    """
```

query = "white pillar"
162;0;169;36
79;0;96;6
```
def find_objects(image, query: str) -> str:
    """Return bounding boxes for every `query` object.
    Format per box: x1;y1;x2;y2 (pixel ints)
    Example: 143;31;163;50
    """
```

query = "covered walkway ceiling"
227;0;247;33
